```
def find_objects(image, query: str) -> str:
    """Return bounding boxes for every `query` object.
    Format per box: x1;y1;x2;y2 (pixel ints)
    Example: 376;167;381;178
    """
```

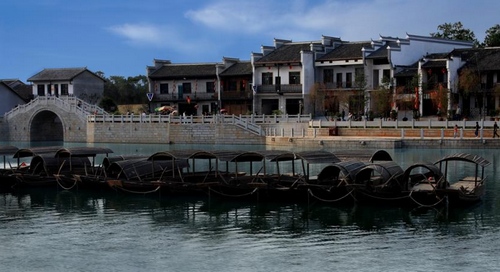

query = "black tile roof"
220;62;252;76
455;48;500;71
27;68;100;82
365;45;388;59
149;64;218;79
317;42;371;61
422;60;446;68
254;43;314;64
394;62;419;77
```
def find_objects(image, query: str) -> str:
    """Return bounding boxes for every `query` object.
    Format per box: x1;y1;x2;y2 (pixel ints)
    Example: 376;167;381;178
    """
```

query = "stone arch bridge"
4;96;103;142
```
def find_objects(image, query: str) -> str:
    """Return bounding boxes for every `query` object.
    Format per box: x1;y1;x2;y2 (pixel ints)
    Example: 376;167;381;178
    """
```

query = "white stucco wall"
0;85;25;115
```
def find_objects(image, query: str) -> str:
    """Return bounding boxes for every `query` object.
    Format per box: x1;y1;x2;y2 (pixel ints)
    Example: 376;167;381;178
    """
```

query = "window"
53;84;59;96
228;80;237;91
239;80;247;92
159;83;169;94
61;84;68;95
373;70;379;88
262;72;273;85
346;73;352;88
182;82;192;94
383;69;391;82
37;84;45;96
206;82;215;93
336;73;343;88
323;69;333;84
289;72;300;84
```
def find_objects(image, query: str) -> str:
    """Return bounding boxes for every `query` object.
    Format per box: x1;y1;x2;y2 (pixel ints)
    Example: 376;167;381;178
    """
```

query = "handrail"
308;118;497;129
5;96;106;121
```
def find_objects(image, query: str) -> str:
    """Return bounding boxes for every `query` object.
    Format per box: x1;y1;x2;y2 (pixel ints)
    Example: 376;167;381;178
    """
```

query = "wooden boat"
145;149;222;195
307;160;366;204
10;146;63;189
347;150;405;204
208;149;343;202
11;146;113;189
403;153;491;207
52;147;114;189
105;157;190;194
0;145;19;191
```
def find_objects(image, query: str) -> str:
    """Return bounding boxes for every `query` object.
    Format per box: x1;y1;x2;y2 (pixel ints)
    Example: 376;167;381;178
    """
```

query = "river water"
1;142;499;271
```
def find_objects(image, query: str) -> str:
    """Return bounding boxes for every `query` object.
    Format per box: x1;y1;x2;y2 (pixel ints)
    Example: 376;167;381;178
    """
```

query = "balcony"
153;92;217;102
322;82;355;90
221;91;253;100
256;84;302;93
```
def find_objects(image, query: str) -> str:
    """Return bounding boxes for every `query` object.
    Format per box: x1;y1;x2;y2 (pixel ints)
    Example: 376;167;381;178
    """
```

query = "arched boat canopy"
211;150;265;162
107;158;189;180
102;155;149;170
402;163;444;182
355;161;404;184
13;146;62;158
258;150;296;162
0;145;19;156
148;150;217;161
434;153;491;167
317;161;366;182
55;147;114;158
295;150;341;164
369;150;393;163
29;154;92;174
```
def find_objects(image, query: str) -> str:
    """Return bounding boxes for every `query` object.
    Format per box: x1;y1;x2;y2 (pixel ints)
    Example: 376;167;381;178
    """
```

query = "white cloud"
107;23;164;46
184;0;498;42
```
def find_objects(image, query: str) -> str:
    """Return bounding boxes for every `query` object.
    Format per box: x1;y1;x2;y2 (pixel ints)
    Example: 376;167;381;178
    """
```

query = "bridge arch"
29;110;64;142
5;97;90;142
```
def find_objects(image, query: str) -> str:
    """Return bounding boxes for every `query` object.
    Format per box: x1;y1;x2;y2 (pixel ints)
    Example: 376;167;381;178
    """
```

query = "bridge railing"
87;113;312;124
4;96;106;121
87;114;268;135
309;118;498;129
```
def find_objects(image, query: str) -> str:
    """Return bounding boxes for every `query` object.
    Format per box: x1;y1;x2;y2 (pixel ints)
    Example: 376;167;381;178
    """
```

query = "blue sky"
1;0;499;82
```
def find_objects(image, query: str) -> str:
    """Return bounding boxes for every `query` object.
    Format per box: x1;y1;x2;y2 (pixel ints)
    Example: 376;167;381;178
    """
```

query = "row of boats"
0;145;491;208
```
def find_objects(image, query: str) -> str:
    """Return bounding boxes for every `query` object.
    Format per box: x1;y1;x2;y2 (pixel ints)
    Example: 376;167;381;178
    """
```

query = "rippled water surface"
1;143;500;271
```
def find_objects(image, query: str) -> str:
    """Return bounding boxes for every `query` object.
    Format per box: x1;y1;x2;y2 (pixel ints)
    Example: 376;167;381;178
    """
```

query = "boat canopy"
107;158;189;180
102;155;149;170
55;147;114;158
403;163;443;180
355;161;404;184
258;150;296;162
0;145;19;156
148;150;217;161
369;150;393;163
434;153;491;167
13;146;63;158
317;161;366;182
211;150;265;162
295;150;341;164
29;154;92;175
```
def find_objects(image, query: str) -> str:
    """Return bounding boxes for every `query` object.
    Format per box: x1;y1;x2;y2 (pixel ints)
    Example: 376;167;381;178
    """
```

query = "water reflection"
1;187;491;235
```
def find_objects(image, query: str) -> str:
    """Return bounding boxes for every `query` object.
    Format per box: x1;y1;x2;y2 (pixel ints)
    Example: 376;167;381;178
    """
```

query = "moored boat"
0;145;20;191
403;153;491;207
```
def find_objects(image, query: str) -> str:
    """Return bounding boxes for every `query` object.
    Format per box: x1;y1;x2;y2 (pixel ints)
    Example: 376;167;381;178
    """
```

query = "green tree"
484;24;500;47
104;75;148;105
430;21;479;46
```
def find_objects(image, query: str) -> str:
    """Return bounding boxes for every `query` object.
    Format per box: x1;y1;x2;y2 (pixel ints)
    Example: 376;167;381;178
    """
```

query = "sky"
1;0;499;82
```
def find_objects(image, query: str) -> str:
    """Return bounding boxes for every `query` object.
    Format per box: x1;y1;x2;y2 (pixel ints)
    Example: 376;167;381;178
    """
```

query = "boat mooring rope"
408;190;446;208
357;190;410;201
208;187;258;198
54;175;79;190
307;189;354;203
116;185;161;194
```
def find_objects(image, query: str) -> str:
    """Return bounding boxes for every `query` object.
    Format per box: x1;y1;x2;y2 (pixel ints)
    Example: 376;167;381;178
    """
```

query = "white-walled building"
27;67;105;104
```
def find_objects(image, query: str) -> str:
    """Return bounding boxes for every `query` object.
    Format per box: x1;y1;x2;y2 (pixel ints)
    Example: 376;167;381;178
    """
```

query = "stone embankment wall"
87;122;265;145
